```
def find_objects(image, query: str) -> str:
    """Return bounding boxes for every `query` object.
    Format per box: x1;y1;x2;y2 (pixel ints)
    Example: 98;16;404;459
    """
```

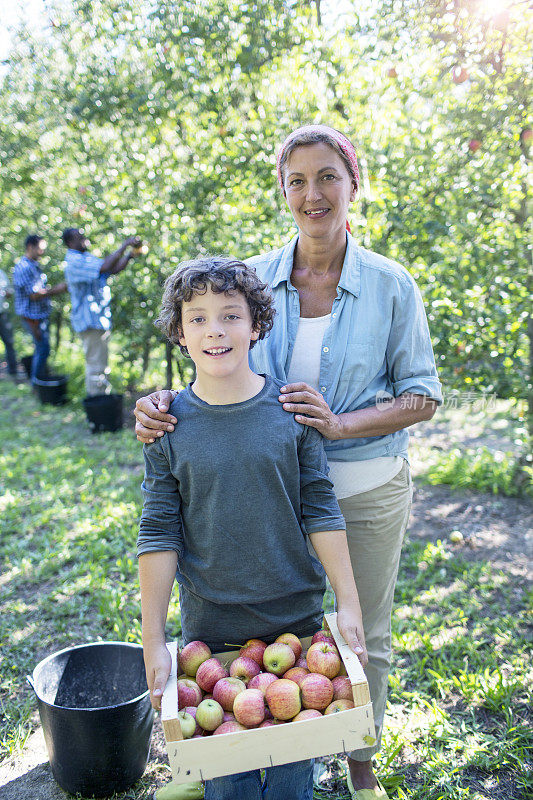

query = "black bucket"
83;393;123;433
28;641;153;797
21;354;33;378
34;374;68;405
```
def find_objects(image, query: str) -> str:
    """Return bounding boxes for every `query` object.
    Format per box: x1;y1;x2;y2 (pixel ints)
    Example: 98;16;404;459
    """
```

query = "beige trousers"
338;460;413;761
79;328;111;396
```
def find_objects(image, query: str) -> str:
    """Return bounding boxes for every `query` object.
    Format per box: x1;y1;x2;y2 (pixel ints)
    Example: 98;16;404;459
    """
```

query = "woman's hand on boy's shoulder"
134;390;178;443
278;382;343;439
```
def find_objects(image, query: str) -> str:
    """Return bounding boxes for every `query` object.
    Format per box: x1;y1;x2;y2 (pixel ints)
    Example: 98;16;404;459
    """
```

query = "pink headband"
276;124;360;194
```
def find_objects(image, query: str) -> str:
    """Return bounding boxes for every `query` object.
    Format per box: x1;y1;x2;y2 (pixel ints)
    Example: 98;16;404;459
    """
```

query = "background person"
62;227;138;396
13;234;67;382
0;268;18;378
134;124;442;799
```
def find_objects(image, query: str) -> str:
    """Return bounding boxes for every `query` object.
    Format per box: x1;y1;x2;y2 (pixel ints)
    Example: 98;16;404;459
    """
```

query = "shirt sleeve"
298;426;345;534
386;274;443;403
64;252;103;284
137;439;184;557
13;263;42;295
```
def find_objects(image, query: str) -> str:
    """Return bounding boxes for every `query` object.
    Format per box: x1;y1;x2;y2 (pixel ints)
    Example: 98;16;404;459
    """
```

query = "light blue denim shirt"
246;233;443;462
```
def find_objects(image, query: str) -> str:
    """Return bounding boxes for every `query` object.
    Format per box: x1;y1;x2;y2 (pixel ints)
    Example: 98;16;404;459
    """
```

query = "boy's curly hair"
157;256;276;355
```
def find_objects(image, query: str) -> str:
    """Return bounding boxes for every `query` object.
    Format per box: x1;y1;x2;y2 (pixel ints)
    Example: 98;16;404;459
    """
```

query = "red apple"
306;642;341;679
331;676;353;702
213;720;248;735
195;698;224;731
229;656;261;684
183;706;203;736
282;667;309;687
386;66;397;79
300;673;334;710
520;128;532;147
179;640;212;677
263;643;295;675
212;677;246;711
452;66;469;84
325;699;355;714
177;678;203;710
222;711;235;723
239;639;267;665
468;138;482;153
275;632;302;660
248;672;279;696
233;688;265;727
311;631;336;647
292;709;323;722
295;655;308;669
177;710;196;739
265;678;301;720
195;658;228;693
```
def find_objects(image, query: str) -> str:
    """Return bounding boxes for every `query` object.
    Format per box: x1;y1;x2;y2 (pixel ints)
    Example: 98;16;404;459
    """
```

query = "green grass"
1;378;531;798
422;447;532;498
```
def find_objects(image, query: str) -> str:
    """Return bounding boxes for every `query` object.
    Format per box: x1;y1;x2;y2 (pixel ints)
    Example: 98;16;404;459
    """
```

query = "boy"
138;256;367;800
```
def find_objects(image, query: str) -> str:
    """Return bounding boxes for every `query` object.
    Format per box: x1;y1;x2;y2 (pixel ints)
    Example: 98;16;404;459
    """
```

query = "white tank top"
286;315;402;499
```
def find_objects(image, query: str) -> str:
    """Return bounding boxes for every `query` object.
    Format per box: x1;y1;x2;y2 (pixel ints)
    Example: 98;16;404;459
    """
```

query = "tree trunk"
165;341;173;388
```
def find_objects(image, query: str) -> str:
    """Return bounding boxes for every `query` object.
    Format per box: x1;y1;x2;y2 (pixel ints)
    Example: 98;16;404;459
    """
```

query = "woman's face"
283;142;356;240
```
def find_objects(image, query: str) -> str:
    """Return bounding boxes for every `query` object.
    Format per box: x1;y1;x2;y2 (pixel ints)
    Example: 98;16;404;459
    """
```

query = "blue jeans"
0;311;17;374
204;759;314;800
22;317;50;380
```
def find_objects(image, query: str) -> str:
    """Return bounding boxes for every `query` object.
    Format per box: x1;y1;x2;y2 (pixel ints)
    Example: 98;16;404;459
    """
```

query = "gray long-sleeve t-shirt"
137;375;345;641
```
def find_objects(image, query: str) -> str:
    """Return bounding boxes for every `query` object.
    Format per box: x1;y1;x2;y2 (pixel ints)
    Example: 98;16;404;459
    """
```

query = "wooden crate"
161;612;375;785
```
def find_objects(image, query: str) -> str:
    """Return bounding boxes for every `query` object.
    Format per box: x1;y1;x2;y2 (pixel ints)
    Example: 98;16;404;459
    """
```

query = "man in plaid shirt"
13;234;67;381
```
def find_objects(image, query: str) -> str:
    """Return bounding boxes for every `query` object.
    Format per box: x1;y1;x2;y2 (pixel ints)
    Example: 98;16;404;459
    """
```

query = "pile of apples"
175;630;355;738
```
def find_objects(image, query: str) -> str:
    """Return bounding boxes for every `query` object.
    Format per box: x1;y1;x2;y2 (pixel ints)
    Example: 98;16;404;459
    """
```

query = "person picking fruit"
137;256;367;800
134;124;442;799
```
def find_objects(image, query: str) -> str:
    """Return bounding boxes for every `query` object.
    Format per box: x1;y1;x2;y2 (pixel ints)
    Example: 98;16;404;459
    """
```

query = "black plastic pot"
28;642;153;798
33;374;68;405
21;354;50;380
83;393;123;433
21;354;33;378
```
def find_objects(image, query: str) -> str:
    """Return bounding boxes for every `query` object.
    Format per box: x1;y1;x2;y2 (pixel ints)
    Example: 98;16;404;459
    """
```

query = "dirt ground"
1;404;531;799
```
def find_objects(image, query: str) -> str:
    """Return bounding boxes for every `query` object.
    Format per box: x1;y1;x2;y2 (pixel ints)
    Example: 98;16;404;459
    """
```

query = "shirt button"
323;346;329;353
320;387;327;393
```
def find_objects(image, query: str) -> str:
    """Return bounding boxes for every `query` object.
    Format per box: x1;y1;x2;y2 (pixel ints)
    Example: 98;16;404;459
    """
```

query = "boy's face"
179;286;259;379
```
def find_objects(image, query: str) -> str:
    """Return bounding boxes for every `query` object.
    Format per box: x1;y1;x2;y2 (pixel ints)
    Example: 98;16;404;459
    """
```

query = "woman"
135;125;442;800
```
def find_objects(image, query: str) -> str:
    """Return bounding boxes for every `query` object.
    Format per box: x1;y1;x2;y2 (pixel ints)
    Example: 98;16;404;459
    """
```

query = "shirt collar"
271;232;361;297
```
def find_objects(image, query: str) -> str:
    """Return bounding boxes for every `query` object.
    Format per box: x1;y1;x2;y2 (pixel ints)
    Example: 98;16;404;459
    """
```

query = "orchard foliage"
0;0;530;401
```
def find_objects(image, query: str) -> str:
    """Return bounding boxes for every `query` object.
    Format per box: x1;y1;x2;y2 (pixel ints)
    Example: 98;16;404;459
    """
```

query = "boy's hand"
336;605;368;669
143;641;172;710
134;390;178;443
